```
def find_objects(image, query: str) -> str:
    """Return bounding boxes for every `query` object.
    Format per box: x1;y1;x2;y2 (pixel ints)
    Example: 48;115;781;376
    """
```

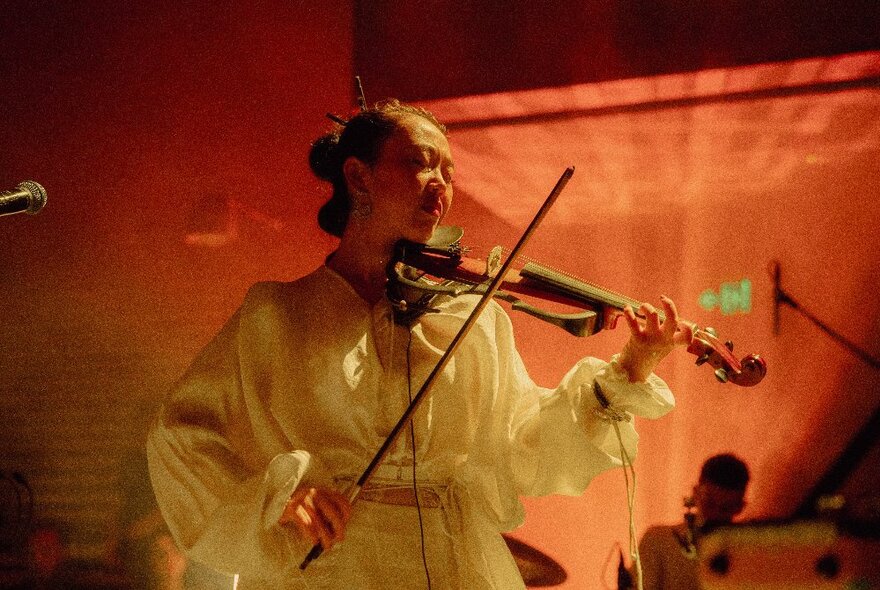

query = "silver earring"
351;195;372;219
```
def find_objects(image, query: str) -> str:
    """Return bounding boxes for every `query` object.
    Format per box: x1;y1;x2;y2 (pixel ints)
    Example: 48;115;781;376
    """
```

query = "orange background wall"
1;0;352;562
425;72;880;585
2;3;878;589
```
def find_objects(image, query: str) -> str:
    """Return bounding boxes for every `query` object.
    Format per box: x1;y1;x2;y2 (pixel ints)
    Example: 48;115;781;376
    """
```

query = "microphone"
769;260;793;336
677;496;699;559
617;547;634;589
0;181;47;217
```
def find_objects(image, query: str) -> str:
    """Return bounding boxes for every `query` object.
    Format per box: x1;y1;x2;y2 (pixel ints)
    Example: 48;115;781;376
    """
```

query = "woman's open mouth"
421;196;443;218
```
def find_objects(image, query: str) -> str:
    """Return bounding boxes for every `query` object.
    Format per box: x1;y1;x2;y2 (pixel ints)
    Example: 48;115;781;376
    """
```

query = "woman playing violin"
147;99;693;589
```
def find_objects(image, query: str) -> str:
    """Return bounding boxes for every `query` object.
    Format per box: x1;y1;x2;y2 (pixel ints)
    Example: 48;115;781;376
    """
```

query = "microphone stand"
671;496;699;560
770;261;880;370
299;167;576;570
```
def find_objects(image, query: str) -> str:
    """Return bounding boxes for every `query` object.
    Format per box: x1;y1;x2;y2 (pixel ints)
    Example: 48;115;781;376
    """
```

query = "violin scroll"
687;325;767;386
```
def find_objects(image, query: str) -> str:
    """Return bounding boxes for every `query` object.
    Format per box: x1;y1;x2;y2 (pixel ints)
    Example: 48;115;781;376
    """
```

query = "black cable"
406;329;433;589
1;471;23;527
12;472;34;529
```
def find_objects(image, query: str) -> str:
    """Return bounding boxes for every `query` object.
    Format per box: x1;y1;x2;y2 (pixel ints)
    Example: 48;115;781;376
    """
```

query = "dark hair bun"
317;196;346;238
309;133;341;182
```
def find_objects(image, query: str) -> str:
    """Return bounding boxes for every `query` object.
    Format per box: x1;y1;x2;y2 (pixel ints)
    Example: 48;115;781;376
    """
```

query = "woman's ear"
342;156;371;197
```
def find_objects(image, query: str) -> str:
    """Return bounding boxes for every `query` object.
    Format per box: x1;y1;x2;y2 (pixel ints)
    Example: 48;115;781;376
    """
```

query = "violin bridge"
486;246;503;277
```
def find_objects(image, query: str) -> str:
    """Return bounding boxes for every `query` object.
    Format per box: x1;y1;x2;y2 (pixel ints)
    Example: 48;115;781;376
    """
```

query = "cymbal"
502;534;567;587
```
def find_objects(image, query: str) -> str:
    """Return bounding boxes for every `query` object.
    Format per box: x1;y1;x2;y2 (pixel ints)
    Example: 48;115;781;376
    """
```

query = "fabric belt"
358;485;445;508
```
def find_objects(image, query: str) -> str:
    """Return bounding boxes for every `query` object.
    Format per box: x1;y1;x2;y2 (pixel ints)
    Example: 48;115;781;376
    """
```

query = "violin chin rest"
427;225;464;248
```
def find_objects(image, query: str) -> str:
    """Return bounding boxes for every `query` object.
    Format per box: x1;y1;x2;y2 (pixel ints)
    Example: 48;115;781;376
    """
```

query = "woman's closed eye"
442;166;454;185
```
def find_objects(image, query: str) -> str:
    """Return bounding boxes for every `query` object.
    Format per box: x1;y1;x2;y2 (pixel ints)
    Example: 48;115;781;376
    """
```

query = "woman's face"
360;113;455;245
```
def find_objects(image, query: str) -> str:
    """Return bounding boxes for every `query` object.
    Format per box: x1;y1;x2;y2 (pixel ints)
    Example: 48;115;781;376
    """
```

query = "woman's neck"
327;235;394;305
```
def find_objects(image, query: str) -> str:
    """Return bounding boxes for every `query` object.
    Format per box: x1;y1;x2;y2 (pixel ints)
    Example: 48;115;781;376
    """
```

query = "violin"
387;226;766;387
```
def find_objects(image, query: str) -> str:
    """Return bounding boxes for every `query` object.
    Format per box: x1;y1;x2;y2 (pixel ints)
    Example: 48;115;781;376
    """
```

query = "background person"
634;453;750;590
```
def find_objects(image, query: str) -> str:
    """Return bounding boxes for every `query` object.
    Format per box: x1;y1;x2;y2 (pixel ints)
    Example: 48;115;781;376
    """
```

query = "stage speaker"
699;521;879;589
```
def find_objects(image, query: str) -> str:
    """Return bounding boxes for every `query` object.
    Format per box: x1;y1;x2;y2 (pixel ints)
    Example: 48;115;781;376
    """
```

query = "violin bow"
299;166;575;569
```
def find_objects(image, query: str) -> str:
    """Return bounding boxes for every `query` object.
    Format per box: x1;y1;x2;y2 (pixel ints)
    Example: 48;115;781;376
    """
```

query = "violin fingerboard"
519;262;663;319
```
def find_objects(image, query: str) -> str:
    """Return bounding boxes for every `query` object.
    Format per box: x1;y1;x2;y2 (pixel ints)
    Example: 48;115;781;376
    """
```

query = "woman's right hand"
279;486;352;551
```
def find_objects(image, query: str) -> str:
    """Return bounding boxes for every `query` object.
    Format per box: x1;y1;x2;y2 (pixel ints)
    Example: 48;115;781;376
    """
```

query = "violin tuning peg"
695;353;711;366
725;340;734;351
714;368;729;383
704;326;717;337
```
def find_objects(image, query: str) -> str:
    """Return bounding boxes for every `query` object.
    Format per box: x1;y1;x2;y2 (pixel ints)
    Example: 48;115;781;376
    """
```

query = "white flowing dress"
147;265;675;589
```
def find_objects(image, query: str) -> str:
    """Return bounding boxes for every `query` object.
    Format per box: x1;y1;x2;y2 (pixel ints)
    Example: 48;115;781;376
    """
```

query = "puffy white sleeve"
498;312;676;497
146;307;309;577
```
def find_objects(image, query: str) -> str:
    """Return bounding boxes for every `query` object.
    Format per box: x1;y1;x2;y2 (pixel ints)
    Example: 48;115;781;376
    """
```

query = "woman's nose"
428;172;450;193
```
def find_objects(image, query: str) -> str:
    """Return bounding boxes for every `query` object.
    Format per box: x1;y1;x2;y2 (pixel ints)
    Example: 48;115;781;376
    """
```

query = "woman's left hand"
617;295;694;382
